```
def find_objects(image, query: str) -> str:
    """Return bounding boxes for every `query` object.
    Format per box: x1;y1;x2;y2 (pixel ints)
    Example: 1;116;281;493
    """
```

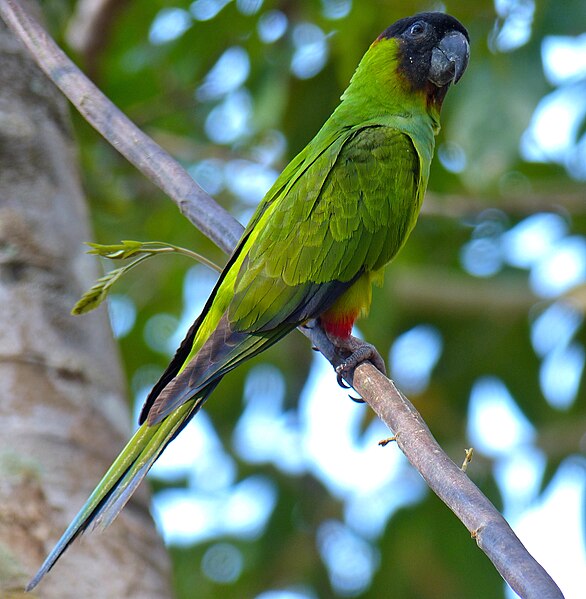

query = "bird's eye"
408;21;427;38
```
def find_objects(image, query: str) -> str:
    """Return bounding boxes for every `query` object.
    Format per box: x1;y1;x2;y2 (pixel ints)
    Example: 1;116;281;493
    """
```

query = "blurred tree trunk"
0;16;171;599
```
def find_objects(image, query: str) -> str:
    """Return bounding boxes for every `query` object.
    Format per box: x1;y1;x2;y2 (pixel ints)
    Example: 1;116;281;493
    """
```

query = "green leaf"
86;240;145;260
71;267;123;315
71;255;151;315
72;240;222;315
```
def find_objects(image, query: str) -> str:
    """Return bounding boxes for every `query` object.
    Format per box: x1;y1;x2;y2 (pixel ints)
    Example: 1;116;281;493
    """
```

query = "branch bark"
0;2;565;598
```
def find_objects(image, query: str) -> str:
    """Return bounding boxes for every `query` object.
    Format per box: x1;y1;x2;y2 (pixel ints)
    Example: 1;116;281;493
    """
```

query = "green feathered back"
229;125;423;331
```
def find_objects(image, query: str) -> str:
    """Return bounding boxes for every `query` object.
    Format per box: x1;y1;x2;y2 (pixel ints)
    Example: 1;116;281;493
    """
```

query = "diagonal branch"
0;0;241;255
306;327;564;599
0;2;564;598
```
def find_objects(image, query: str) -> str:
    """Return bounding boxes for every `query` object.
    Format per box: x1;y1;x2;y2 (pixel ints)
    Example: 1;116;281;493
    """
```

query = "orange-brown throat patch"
425;80;449;111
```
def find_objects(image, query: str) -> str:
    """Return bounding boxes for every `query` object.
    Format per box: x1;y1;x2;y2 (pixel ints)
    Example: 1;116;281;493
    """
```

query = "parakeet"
28;12;469;589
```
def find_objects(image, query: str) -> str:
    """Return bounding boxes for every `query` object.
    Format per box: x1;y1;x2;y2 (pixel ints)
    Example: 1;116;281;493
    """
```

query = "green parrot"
28;12;469;589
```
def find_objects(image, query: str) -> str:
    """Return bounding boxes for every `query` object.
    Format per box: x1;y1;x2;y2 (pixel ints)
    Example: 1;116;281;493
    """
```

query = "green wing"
229;124;422;332
146;124;422;422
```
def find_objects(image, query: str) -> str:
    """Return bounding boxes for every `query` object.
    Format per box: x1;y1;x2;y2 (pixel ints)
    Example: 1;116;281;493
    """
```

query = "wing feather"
229;125;422;332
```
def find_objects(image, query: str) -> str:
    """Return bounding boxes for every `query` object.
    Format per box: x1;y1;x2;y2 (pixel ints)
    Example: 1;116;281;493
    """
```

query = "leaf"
72;240;222;315
71;257;149;315
86;240;157;260
71;268;122;315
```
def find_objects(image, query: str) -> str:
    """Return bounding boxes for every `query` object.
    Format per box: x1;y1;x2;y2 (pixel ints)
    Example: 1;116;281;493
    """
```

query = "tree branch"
0;0;241;256
309;323;562;599
0;2;565;598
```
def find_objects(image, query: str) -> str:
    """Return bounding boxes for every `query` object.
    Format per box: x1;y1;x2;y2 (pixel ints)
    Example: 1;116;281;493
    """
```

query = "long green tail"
26;395;205;591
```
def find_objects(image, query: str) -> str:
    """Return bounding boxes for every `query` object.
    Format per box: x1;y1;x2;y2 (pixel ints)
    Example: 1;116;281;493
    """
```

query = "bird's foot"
327;334;387;396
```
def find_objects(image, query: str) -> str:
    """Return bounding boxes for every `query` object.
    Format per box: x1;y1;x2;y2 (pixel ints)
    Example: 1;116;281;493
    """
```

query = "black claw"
348;393;365;403
337;372;351;389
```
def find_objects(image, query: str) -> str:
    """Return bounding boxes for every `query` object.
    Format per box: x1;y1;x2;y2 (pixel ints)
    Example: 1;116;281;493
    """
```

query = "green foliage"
54;1;585;598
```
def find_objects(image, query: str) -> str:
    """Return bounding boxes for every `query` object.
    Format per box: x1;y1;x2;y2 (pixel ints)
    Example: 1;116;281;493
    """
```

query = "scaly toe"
334;340;387;388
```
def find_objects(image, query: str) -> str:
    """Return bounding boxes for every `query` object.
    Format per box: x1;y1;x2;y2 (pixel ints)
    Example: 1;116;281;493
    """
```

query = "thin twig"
0;2;565;598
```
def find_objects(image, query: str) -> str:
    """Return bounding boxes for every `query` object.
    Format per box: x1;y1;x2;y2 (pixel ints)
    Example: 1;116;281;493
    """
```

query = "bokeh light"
149;8;192;45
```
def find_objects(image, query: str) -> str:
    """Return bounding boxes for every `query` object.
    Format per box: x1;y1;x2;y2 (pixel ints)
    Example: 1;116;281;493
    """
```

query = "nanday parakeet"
27;12;469;589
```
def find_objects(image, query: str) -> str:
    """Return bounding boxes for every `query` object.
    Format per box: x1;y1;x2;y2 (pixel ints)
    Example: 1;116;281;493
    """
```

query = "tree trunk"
0;15;171;599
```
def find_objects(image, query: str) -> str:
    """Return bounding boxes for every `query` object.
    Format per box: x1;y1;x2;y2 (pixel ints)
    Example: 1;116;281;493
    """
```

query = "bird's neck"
335;38;442;134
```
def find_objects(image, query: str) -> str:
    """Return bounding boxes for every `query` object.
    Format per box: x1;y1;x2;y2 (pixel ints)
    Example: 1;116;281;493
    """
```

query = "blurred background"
45;0;585;597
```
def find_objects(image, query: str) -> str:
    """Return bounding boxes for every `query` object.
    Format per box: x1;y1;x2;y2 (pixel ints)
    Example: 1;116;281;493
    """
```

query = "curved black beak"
428;30;470;87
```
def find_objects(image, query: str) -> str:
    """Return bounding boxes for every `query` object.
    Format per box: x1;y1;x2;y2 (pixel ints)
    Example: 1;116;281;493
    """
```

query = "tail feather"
26;398;202;591
90;405;189;530
148;318;294;425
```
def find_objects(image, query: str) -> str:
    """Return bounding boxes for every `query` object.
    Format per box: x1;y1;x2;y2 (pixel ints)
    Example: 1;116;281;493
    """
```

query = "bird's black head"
380;12;470;94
